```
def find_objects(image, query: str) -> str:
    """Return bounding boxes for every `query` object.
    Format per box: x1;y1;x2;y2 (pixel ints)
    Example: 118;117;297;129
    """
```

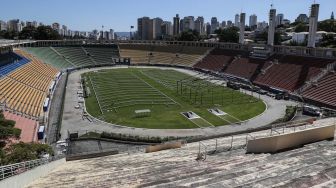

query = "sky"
0;0;335;32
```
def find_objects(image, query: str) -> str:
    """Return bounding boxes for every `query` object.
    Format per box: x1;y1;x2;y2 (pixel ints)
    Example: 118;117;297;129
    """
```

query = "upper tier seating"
302;72;336;107
23;47;73;69
53;47;95;67
253;55;334;91
27;118;336;187
0;52;30;76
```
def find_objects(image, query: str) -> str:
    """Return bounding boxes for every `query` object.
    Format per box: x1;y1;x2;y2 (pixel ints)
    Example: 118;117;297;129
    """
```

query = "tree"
0;110;20;140
294;23;309;32
215;27;239;43
35;26;62;40
1;142;53;165
255;31;282;45
178;30;200;41
318;20;336;32
19;26;38;39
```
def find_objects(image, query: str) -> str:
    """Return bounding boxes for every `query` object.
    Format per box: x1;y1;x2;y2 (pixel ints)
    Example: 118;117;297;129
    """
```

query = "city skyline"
0;0;335;32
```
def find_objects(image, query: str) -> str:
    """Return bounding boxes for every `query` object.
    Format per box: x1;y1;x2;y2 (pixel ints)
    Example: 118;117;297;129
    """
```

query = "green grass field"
83;68;266;129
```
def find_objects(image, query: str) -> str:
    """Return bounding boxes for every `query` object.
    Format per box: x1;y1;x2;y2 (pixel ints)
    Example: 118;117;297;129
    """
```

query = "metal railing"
0;155;65;181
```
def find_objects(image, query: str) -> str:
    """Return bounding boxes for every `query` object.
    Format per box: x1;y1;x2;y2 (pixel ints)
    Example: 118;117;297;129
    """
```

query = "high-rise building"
7;19;22;32
109;29;115;40
182;16;195;32
173;14;180;36
257;21;268;30
52;23;60;31
268;8;277;46
62;25;68;36
210;17;219;34
137;17;151;40
195;16;205;34
221;21;226;28
151;17;163;39
239;13;246;44
234;14;240;27
206;23;211;35
295;14;309;23
276;14;284;26
227;20;233;27
331;12;334;20
307;4;320;48
249;14;257;28
161;21;173;36
0;20;7;31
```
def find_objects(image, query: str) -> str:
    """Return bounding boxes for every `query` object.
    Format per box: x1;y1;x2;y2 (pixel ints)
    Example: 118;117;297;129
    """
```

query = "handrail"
0;155;65;181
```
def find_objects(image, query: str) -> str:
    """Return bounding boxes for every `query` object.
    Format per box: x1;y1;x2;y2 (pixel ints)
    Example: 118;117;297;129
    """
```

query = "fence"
0;155;65;181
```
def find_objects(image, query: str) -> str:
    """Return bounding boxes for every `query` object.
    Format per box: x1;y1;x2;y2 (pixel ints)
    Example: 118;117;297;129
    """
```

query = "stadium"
0;2;336;188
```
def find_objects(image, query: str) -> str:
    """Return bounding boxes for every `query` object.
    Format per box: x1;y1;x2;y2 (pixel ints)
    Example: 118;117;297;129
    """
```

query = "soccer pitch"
83;68;266;129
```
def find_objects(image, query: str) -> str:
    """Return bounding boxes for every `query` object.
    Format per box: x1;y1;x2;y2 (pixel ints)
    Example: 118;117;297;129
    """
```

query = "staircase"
296;61;336;94
50;47;76;67
81;46;97;65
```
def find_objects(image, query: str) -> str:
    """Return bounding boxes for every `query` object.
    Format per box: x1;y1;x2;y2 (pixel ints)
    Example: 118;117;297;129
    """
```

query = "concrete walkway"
60;66;297;140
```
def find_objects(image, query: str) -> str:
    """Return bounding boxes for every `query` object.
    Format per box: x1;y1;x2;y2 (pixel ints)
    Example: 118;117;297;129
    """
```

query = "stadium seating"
27;118;336;187
193;50;234;72
0;52;22;67
119;44;210;66
3;111;38;143
253;55;334;91
53;47;95;67
302;72;336;107
23;47;73;69
0;49;58;118
224;57;266;80
0;76;46;118
0;53;30;76
83;46;119;65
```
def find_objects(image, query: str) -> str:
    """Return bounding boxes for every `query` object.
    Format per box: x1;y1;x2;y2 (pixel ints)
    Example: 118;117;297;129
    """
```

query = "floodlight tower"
239;13;246;44
268;5;276;46
307;3;320;48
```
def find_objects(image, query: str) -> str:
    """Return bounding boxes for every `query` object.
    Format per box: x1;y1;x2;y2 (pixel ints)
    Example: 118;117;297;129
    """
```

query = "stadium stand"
83;45;119;65
223;57;266;80
53;47;95;67
23;47;73;69
7;50;59;91
3;111;38;143
119;44;210;66
193;49;235;72
253;55;334;91
302;72;336;107
26;118;336;187
0;76;46;118
0;52;30;76
0;49;58;118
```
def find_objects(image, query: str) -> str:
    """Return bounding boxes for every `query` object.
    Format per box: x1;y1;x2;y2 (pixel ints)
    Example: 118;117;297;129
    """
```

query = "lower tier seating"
0;77;46;118
253;55;333;91
302;72;336;107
